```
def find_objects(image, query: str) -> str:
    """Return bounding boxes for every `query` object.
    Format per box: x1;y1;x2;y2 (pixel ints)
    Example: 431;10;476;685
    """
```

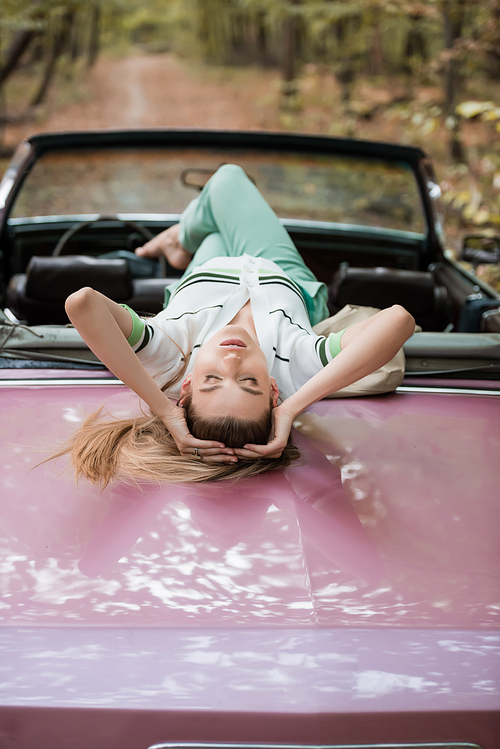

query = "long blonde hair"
51;408;299;488
49;322;300;488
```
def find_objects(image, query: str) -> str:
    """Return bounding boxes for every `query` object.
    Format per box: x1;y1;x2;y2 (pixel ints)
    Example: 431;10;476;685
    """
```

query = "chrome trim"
0;170;16;210
482;307;500;321
0;380;498;395
7;213;181;225
427;180;442;199
0;378;121;387
7;215;425;240
397;385;500;396
281;219;424;239
148;743;482;749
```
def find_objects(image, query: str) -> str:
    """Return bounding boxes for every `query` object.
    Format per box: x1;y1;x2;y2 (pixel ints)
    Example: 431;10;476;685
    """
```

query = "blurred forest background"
0;0;499;280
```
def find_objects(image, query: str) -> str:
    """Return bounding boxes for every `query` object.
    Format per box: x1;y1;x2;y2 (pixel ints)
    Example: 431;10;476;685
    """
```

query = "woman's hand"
233;401;296;460
161;403;238;463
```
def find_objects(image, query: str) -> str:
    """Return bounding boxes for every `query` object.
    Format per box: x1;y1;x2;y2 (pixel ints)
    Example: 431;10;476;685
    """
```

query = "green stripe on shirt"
317;328;346;367
328;328;346;359
120;304;145;347
318;338;328;366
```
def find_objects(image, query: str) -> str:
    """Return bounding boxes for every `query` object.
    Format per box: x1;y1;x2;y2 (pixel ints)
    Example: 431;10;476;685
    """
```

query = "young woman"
62;164;415;486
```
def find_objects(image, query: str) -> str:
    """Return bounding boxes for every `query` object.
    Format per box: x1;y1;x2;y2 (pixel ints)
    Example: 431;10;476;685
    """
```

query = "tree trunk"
70;17;82;62
333;16;357;104
63;10;76;59
0;0;44;88
402;14;428;73
28;37;45;65
369;10;384;76
197;0;210;55
282;15;297;84
442;0;467;162
0;30;39;87
281;0;299;109
256;12;269;63
30;39;59;107
484;0;500;78
30;10;73;108
87;4;101;69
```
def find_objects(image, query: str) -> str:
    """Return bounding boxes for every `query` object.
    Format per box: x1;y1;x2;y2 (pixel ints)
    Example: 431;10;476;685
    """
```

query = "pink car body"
1;130;500;749
0;370;499;748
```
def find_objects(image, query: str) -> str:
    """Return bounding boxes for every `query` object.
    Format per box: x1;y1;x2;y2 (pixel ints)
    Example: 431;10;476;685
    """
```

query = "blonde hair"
51;408;299;488
48;323;299;488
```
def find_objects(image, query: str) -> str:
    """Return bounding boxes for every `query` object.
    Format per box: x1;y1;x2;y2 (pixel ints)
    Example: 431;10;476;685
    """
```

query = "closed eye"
240;377;258;384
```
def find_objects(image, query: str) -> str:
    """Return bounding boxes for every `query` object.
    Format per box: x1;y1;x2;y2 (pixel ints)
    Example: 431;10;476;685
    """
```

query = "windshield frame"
0;130;438;257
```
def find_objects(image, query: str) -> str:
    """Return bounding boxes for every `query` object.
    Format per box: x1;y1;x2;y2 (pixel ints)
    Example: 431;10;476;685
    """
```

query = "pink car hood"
1;379;499;741
1;381;499;630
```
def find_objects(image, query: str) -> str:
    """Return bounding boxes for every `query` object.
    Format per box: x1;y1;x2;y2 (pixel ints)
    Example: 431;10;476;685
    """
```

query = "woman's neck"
228;300;258;341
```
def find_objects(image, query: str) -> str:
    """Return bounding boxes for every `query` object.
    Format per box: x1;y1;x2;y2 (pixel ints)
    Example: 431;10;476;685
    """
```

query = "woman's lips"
220;339;246;348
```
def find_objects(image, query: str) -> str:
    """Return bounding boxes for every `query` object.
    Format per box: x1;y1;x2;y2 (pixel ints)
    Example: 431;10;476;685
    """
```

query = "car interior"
3;218;453;333
2;222;500;381
1;140;500;350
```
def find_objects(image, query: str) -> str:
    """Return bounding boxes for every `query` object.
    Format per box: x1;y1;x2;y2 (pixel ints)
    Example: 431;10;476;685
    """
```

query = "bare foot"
135;224;192;270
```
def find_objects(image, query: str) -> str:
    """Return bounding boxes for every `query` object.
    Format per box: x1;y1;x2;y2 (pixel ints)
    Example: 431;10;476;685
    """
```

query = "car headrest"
25;256;133;302
330;266;437;315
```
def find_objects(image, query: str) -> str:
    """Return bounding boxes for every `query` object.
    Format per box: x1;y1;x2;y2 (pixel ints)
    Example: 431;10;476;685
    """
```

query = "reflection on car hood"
1;383;499;630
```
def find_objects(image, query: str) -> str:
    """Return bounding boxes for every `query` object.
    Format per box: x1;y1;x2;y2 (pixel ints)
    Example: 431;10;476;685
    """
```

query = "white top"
127;255;343;400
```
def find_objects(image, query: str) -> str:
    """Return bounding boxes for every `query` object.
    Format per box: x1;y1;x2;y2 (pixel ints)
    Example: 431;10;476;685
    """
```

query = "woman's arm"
65;288;234;461
283;304;415;416
237;305;415;459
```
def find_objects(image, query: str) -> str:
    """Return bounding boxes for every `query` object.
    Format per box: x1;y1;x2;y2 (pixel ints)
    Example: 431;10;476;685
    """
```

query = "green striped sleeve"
317;338;329;366
120;304;145;347
328;328;347;359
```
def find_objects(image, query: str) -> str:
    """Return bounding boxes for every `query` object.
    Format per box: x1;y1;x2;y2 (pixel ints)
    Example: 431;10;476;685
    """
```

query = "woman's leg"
135;223;192;270
179;165;329;325
163;232;230;306
183;231;230;267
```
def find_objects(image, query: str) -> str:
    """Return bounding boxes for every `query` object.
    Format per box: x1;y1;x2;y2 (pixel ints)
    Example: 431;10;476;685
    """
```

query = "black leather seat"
329;266;452;331
6;255;171;325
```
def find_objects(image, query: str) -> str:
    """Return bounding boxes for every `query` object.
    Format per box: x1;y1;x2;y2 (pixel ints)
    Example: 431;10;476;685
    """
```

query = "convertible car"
0;130;499;749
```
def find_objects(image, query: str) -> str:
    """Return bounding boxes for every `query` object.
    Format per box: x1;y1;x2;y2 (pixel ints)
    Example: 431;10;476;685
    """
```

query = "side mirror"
461;235;500;266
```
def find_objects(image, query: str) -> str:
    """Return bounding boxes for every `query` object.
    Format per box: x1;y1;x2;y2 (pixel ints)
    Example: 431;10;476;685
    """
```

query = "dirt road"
5;53;280;146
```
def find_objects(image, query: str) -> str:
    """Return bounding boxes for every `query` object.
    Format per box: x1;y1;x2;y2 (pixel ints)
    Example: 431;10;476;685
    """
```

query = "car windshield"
10;147;426;235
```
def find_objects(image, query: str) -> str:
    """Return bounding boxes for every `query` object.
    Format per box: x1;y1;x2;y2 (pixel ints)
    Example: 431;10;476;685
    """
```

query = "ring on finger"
191;447;202;461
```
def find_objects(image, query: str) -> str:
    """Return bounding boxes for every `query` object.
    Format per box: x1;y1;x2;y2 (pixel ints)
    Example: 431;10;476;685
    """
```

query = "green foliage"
121;8;169;44
2;0;498;76
2;0;500;243
0;0;105;119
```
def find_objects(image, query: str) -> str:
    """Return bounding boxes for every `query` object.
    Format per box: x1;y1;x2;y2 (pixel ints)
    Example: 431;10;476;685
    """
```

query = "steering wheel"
52;214;167;277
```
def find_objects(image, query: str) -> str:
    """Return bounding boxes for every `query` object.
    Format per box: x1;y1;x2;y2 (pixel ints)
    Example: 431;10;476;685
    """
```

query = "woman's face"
181;325;279;420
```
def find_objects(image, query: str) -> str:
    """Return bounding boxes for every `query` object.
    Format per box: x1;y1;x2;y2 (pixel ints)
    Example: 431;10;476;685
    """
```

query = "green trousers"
164;164;329;326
